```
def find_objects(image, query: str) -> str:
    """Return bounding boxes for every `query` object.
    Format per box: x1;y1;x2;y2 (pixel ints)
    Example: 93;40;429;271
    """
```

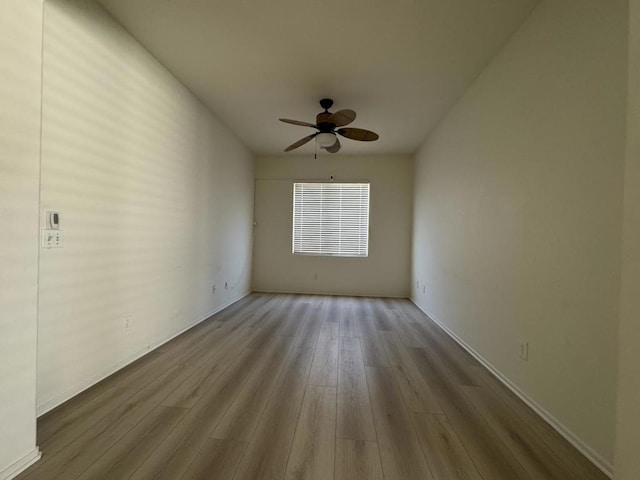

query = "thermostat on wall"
47;211;60;229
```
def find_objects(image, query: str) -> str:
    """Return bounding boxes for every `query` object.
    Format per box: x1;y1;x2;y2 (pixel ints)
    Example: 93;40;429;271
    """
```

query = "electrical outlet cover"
519;340;529;361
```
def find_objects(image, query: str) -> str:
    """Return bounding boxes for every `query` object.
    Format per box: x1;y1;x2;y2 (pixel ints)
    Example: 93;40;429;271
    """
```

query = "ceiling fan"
280;98;379;154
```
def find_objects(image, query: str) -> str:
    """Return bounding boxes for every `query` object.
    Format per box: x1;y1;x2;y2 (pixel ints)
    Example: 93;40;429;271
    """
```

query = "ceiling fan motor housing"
316;118;334;132
317;99;335;132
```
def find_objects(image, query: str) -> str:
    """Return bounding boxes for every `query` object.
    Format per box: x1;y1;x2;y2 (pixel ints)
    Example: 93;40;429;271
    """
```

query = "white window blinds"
292;182;370;257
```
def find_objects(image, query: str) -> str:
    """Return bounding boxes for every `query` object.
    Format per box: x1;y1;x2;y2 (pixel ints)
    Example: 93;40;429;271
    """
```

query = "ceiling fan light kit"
280;98;379;154
316;132;337;148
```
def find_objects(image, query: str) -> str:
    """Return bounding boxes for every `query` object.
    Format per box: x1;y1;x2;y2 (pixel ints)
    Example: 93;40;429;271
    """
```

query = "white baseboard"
37;292;251;417
252;288;408;299
410;298;614;479
0;448;41;480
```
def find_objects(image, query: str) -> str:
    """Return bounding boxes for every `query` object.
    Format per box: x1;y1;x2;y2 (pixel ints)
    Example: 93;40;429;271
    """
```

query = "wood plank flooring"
17;293;609;480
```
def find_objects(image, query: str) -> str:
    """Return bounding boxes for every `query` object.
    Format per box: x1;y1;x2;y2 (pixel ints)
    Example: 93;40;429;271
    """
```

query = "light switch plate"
41;229;63;248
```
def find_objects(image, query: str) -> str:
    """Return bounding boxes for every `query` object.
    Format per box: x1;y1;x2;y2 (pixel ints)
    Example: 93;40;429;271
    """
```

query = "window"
292;182;370;257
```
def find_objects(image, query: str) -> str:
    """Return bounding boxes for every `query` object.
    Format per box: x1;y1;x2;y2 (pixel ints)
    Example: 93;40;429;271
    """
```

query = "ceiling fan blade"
279;118;318;128
328;109;356;127
284;133;316;152
337;127;379;142
324;137;341;153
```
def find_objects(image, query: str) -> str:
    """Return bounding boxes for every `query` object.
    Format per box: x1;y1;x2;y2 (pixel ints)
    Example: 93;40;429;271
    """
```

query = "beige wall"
37;0;254;413
615;0;640;478
412;0;626;472
0;0;43;477
253;155;412;297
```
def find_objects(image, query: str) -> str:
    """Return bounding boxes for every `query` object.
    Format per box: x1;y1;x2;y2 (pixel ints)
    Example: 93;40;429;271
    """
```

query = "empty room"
2;0;640;479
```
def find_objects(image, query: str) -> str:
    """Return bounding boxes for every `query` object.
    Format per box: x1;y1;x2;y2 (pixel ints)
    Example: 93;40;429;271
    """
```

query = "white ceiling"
97;0;537;156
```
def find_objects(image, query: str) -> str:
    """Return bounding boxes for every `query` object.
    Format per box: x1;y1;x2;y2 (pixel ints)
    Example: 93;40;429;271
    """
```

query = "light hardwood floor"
17;293;609;480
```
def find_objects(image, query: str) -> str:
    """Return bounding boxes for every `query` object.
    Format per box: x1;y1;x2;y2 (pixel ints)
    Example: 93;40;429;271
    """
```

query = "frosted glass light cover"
316;132;336;148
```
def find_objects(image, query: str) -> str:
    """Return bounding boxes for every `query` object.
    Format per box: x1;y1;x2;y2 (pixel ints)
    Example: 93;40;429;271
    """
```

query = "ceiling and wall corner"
97;0;538;156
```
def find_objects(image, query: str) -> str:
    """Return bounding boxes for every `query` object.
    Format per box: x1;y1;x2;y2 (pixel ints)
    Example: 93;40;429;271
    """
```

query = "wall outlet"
211;284;216;294
519;340;529;361
224;281;229;290
422;284;426;294
123;315;131;332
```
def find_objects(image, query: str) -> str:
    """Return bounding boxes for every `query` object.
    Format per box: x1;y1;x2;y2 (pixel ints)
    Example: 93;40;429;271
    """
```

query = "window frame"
291;181;370;258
